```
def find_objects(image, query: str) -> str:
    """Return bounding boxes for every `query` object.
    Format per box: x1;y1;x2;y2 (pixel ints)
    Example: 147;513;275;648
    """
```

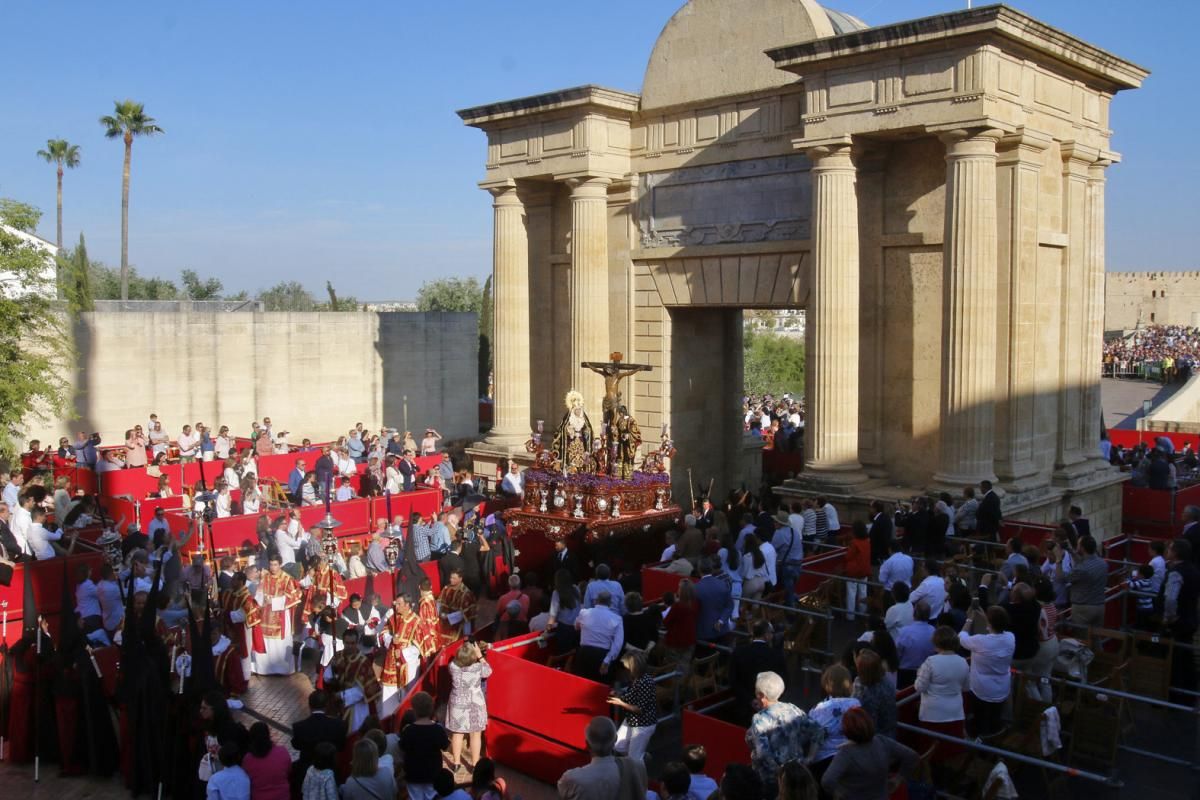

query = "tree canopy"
743;329;805;398
0;198;42;233
0;200;71;463
416;277;483;313
181;268;223;300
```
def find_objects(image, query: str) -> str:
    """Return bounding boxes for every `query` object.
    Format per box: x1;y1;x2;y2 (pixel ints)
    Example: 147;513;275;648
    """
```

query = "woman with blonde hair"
240;474;262;516
339;739;394;800
446;641;492;773
125;428;148;469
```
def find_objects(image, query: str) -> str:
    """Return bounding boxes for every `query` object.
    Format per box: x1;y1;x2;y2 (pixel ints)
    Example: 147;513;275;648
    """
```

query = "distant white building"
745;308;805;339
0;224;57;299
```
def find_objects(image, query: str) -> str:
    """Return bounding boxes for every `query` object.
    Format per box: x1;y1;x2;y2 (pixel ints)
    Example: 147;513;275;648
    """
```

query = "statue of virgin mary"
552;390;594;474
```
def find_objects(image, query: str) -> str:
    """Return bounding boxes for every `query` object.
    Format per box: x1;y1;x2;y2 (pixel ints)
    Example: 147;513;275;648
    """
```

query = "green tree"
742;329;805;397
181;268;223;300
99;100;163;301
0;198;42;233
258;280;316;311
0;212;71;463
416;277;483;313
35;138;81;252
478;274;493;399
59;233;95;313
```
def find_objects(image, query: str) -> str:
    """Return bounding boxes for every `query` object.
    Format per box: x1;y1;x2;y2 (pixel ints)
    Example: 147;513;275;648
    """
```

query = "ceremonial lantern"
384;536;401;567
99;530;123;570
312;512;342;559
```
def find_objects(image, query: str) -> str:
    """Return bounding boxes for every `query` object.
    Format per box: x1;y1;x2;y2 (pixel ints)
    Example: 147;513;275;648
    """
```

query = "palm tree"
35;139;81;253
99;100;163;300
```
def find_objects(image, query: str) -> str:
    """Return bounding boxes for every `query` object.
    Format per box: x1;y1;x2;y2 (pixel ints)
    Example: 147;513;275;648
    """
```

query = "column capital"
483;180;520;204
805;135;854;165
564;175;612;196
1060;140;1102;176
997;126;1053;166
939;128;1005;157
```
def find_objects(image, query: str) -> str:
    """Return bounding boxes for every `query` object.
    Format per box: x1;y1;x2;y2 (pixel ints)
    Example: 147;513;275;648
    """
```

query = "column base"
799;462;872;488
479;430;532;452
1052;456;1113;490
930;470;998;494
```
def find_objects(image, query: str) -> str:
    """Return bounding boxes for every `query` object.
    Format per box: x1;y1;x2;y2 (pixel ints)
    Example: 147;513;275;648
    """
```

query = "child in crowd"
335;477;355;503
206;744;250;800
682;745;718;800
1129;564;1157;629
300;742;337;800
400;691;451;800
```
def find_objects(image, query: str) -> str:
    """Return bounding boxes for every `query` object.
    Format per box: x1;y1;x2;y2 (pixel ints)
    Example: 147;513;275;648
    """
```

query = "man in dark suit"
0;502;23;561
868;500;894;565
729;620;787;725
397;451;419;492
1068;506;1091;542
977;480;1002;541
551;539;580;582
439;540;467;589
290;689;346;789
694;497;715;531
1181;505;1200;567
693;558;732;643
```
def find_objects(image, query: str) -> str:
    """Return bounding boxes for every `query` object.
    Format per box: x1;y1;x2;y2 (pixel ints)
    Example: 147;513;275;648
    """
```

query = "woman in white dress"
241;475;261;515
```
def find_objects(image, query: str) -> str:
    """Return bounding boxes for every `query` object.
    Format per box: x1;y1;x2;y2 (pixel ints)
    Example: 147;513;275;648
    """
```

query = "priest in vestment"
324;629;381;732
379;594;422;717
253;555;302;675
437;568;476;647
220;571;262;682
302;554;348;618
416;579;441;659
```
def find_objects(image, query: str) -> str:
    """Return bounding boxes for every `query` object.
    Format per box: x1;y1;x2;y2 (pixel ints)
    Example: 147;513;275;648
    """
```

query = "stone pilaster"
804;141;865;482
994;129;1051;487
1082;156;1112;457
934;129;1003;488
567;176;612;417
1056;142;1101;480
486;182;532;447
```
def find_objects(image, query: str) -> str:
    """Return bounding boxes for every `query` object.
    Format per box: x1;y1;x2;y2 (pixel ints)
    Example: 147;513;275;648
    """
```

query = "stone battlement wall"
24;311;478;448
1105;271;1200;331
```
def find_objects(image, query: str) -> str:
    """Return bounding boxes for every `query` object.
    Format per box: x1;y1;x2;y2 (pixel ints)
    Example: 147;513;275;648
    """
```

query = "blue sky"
1;1;1194;299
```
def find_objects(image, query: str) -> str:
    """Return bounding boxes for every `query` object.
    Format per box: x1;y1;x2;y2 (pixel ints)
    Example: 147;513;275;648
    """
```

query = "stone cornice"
766;4;1148;92
458;85;641;128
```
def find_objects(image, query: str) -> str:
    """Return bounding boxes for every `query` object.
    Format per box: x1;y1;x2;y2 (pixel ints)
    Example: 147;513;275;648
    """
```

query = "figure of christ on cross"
581;352;652;430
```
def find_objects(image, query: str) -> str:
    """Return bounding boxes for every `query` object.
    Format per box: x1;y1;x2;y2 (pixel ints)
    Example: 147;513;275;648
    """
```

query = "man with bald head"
557;716;647;800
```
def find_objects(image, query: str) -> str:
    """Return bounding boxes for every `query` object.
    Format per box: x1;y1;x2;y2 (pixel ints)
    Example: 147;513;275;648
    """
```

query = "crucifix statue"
581;352;652;428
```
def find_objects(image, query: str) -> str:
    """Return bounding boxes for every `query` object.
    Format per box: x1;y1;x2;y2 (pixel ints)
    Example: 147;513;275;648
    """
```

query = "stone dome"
640;0;866;112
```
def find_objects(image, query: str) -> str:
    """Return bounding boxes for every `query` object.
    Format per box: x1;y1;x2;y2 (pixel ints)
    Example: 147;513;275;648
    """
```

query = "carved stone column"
567;176;612;416
934;129;1003;487
1056;143;1100;479
1082;155;1112;458
994;129;1051;487
804;141;865;482
486;182;531;446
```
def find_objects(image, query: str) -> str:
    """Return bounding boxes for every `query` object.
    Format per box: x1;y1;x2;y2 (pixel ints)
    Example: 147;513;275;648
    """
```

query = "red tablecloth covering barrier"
996;520;1058;550
482;635;606;784
104;495;189;530
681;692;750;780
761;447;804;477
0;551;105;644
50;457;98;495
641;564;697;603
796;545;847;594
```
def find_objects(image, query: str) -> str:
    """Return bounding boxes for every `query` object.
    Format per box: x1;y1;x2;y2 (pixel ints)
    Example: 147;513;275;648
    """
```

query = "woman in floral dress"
446;642;492;773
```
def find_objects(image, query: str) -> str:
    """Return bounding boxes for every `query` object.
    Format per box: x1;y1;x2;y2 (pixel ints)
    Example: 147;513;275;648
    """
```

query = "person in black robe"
119;562;171;797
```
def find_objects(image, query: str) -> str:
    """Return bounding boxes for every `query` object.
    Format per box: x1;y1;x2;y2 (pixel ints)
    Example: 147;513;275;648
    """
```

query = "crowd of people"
3;413;1200;800
1103;324;1200;381
1104;435;1200;488
742;393;804;453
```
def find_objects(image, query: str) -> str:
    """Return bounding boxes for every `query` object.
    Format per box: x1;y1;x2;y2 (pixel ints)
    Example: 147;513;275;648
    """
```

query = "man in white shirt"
786;502;806;542
818;497;839;535
2;471;22;508
75;563;103;630
910;560;946;621
27;508;63;559
147;507;170;543
879;541;914;593
500;463;523;497
575;591;624;682
11;493;35;557
336;447;356;479
274;518;306;567
884;581;915;635
177;425;199;462
273;430;290;454
97;563;125;635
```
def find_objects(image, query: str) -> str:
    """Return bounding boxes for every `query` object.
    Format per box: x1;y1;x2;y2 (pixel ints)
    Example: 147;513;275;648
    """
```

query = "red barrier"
796;546;847;594
681;693;750;780
1106;428;1200;451
0;551;106;643
481;636;605;783
641;564;696;602
762;447;804;477
997;520;1057;550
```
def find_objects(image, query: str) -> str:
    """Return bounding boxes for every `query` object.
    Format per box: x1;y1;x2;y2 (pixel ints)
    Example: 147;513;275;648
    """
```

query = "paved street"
1102;377;1181;429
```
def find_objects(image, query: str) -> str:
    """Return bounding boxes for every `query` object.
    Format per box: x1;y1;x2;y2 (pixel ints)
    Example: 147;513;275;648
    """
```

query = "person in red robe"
208;620;249;700
302;554;348;618
220;571;263;681
324;629;381;732
415;579;441;659
437;568;477;647
379;594;422;717
253;555;302;675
